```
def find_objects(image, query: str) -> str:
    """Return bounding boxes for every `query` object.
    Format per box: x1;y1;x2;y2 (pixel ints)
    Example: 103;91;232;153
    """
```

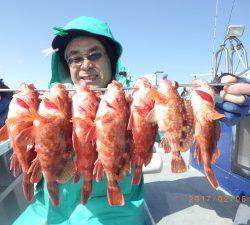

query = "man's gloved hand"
215;75;250;126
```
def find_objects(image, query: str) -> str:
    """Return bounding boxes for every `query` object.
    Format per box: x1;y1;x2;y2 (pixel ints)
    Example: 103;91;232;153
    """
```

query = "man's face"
65;37;112;88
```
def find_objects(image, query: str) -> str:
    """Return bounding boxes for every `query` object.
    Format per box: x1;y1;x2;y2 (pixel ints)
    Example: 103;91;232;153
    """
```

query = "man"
14;16;144;225
13;16;250;225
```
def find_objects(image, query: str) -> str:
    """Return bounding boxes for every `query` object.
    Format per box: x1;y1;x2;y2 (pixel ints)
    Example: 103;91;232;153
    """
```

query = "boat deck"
144;149;250;225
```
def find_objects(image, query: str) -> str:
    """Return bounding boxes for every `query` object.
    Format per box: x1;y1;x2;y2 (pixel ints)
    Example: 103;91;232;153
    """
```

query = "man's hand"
215;75;250;126
220;75;250;104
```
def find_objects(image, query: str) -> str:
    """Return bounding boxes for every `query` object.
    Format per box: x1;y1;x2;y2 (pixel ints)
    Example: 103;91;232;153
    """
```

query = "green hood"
49;16;131;88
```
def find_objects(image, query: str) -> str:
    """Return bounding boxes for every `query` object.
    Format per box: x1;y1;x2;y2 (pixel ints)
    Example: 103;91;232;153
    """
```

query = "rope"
212;0;220;75
226;0;236;33
212;0;237;76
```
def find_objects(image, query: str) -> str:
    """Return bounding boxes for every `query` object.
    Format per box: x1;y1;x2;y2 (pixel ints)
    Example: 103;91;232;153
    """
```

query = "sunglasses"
66;51;105;67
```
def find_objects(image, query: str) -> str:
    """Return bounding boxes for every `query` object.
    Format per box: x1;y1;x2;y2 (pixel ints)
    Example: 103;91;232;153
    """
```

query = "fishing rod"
0;82;236;93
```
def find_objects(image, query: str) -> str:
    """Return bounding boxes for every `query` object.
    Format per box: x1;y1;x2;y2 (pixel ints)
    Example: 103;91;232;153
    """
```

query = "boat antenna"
226;0;236;35
212;0;237;76
211;0;220;76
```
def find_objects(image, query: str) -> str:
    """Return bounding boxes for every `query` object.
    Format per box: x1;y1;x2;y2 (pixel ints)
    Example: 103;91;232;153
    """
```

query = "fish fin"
70;117;81;123
134;106;148;116
56;96;65;113
0;124;9;142
22;173;34;201
126;95;133;106
103;100;117;110
10;154;20;177
205;108;225;121
81;180;92;205
6;118;15;124
149;88;167;103
28;158;42;183
16;98;30;110
72;129;80;153
171;151;187;173
127;113;134;130
78;105;87;114
204;167;219;188
194;145;203;165
44;97;59;110
195;90;214;103
146;109;155;123
47;181;60;206
144;150;153;166
161;138;171;153
93;159;103;182
95;114;113;124
107;179;125;206
29;108;46;122
15;126;34;150
132;166;142;185
211;148;220;164
85;126;96;142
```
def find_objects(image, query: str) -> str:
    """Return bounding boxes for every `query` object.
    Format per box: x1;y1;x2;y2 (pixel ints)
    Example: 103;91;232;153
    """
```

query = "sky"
0;0;249;88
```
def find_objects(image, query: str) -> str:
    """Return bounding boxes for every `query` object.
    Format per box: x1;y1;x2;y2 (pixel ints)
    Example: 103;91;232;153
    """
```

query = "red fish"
71;81;99;204
94;80;131;206
179;99;195;152
0;83;40;201
128;78;157;184
189;79;224;188
21;83;74;206
148;80;187;173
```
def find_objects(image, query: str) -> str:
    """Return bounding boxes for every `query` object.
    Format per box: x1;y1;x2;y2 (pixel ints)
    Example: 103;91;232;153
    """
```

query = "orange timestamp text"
188;195;248;203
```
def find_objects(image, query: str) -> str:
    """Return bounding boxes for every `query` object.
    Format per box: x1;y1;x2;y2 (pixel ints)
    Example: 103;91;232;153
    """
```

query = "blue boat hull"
190;122;250;196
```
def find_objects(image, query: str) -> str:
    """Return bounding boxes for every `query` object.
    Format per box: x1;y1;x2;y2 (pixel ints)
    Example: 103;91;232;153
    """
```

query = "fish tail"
204;167;219;188
93;159;104;182
194;145;203;165
132;165;142;185
171;151;187;173
161;138;171;153
10;153;20;177
73;169;81;184
47;181;60;206
29;159;42;183
211;147;220;164
144;150;153;166
81;180;92;205
107;179;125;206
22;173;34;201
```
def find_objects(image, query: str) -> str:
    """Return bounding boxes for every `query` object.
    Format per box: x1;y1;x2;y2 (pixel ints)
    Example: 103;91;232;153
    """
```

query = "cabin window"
232;114;250;179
